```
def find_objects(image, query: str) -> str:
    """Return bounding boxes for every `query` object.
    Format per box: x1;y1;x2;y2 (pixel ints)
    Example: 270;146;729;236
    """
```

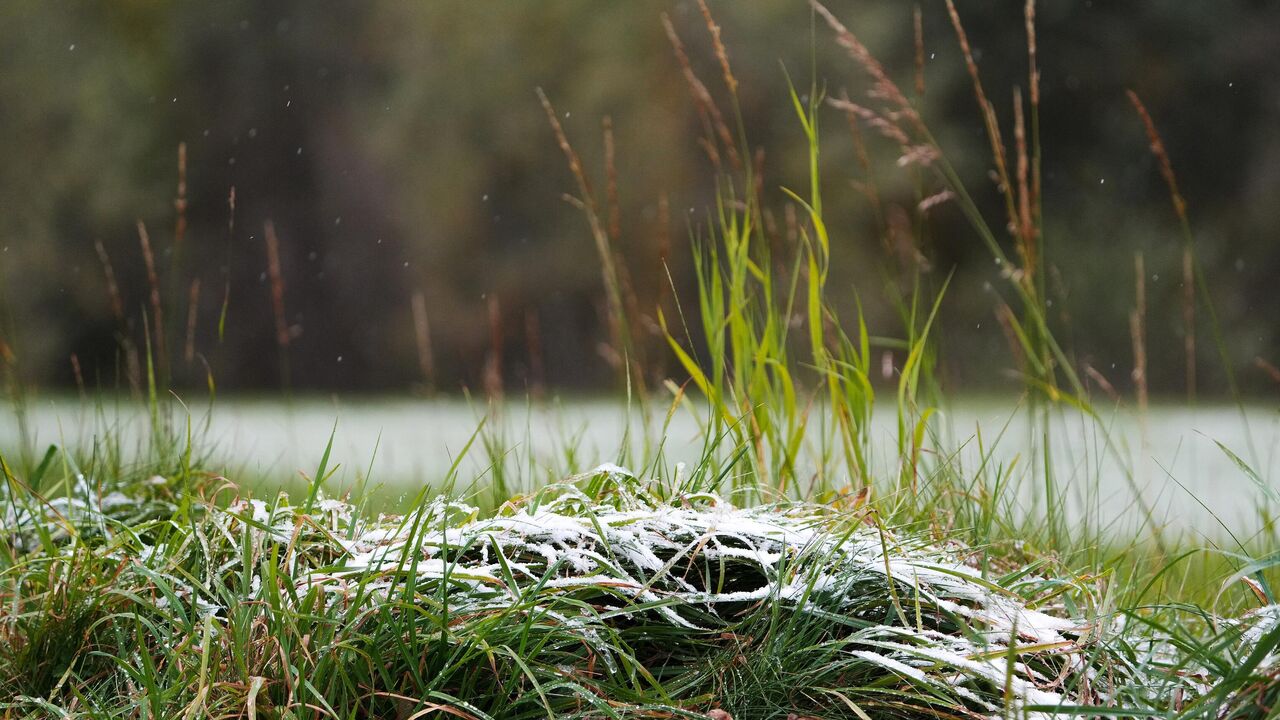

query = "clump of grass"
2;447;1279;717
0;453;1255;718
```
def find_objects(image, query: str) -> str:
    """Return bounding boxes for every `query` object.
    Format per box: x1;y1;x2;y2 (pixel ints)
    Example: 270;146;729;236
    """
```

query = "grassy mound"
3;462;1274;718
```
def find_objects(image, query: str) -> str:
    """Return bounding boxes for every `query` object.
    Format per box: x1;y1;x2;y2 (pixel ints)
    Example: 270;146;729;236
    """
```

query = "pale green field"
5;394;1277;536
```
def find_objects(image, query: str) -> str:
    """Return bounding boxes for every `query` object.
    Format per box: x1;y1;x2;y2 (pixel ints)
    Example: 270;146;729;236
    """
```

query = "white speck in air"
69;44;76;51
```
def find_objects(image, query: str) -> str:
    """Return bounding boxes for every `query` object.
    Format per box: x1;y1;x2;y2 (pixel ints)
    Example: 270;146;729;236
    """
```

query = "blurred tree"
0;1;1276;396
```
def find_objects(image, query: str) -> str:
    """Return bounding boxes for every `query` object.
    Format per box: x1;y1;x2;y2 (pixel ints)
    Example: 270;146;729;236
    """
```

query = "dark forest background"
2;1;1278;397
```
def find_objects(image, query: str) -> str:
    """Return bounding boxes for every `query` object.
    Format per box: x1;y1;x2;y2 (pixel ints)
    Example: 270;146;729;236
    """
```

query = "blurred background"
2;0;1278;398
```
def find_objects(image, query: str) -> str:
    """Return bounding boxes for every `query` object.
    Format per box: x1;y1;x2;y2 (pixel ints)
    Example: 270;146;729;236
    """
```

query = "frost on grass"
1;464;1271;717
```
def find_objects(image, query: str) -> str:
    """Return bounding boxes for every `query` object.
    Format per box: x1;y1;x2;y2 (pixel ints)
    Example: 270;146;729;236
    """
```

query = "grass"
2;1;1279;717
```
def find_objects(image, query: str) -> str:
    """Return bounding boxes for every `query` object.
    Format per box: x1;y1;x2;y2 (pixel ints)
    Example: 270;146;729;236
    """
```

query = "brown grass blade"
944;0;1021;244
1130;252;1148;416
263;220;289;350
411;289;436;394
184;278;201;364
136;220;167;372
913;5;926;97
94;240;125;324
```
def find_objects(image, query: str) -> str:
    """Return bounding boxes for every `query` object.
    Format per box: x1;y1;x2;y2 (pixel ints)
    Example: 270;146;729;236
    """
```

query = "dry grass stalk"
994;303;1027;375
655;192;671;319
696;0;738;97
1130;253;1148;416
784;202;799;247
538;88;646;393
840;93;890;241
94;240;125;323
751;146;766;211
601;117;647;380
1025;1;1043;227
484;294;504;401
1182;247;1196;402
1013;88;1036;280
1083;364;1120;403
913;5;926;97
811;2;925;137
1025;1;1040;107
603;116;622;244
537;89;622;325
173;142;188;248
411;290;436;393
263;220;289;350
943;0;1021;244
184;278;200;364
1255;357;1280;385
1126;90;1187;222
136;221;167;369
827;97;909;149
917;190;955;214
220;187;235;342
1128;90;1198;402
659;13;739;171
69;352;85;398
524;307;546;401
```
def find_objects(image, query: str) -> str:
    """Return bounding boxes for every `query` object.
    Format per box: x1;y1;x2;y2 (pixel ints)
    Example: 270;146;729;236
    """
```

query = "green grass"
2;1;1280;717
